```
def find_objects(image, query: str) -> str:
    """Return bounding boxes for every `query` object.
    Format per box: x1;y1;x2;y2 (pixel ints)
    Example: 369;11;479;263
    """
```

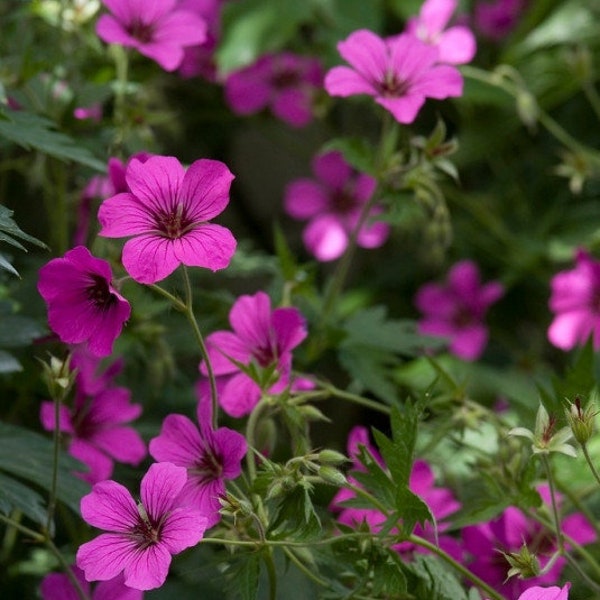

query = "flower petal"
141;462;188;522
80;480;138;531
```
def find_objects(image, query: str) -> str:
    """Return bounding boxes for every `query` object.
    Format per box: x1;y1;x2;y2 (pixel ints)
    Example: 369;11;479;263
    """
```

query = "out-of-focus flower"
95;0;207;71
414;260;504;361
284;150;389;261
40;566;142;600
37;246;131;357
40;349;146;483
516;582;571;600
330;426;462;560
77;462;208;590
324;30;463;124
474;0;526;40
405;0;477;64
224;52;324;127
463;487;594;597
149;386;247;528
548;249;600;351
200;291;307;417
73;103;103;121
98;155;236;284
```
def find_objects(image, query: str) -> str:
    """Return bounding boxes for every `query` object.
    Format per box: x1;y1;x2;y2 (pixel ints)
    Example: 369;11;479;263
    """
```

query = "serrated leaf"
406;554;470;600
395;486;433;536
0;205;47;249
0;471;47;527
371;550;407;596
226;552;260;600
0;422;90;515
0;109;105;171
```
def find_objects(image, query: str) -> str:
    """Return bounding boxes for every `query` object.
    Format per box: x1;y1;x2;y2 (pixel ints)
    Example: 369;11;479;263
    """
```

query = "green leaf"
406;554;470;600
394;486;433;536
0;315;44;348
0;350;22;373
216;0;313;74
320;137;377;176
0;109;105;171
0;471;47;527
0;422;90;515
269;485;322;541
0;253;19;277
225;552;260;600
370;550;408;596
0;205;47;248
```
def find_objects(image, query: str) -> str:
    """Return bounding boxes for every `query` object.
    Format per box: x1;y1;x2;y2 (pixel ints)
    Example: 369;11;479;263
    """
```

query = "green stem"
409;534;507;600
581;442;600;488
319;383;391;416
582;79;600;123
245;396;271;482
46;538;92;600
541;454;564;553
282;546;330;588
0;513;45;542
181;267;219;429
112;44;130;154
262;549;277;600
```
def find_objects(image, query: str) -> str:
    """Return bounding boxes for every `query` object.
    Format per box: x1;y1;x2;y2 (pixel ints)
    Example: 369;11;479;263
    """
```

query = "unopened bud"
317;449;349;466
502;543;540;581
318;466;347;487
566;396;597;445
39;353;75;398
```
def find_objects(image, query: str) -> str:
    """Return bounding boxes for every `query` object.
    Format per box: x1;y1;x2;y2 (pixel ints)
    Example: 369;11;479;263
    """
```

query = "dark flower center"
452;305;475;328
130;504;162;549
377;71;410;98
127;20;155;44
252;343;277;367
157;204;193;239
331;188;358;214
191;447;223;480
86;275;117;311
270;68;302;90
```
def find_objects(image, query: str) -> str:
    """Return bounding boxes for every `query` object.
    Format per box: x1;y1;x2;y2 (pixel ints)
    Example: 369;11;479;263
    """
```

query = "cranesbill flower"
405;0;476;64
40;352;146;484
149;387;247;528
200;291;307;417
98;155;237;284
414;260;504;361
330;426;462;559
224;52;324;128
474;0;526;41
324;30;463;124
77;462;208;591
548;249;600;351
284;150;389;261
40;566;141;600
516;583;571;600
463;487;594;597
96;0;208;71
38;246;131;358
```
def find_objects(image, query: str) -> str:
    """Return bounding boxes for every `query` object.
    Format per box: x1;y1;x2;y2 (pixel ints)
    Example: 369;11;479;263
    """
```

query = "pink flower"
414;260;504;361
324;30;463;124
517;583;571;600
224;52;324;127
463;487;594;597
330;426;462;559
97;155;237;284
474;0;526;41
40;351;146;484
37;246;131;358
149;386;247;528
40;566;142;600
200;291;307;417
284;150;390;261
405;0;476;64
548;249;600;351
77;462;208;591
74;103;103;121
95;0;208;71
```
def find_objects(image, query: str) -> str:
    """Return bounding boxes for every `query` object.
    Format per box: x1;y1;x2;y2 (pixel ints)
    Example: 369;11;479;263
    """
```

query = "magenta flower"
200;291;307;417
224;52;324;128
40;351;146;484
330;426;462;559
40;566;142;600
548;249;600;351
98;155;237;284
284;151;389;261
149;387;247;528
77;462;208;591
474;0;526;40
324;30;463;124
405;0;476;64
517;583;571;600
414;260;504;361
38;246;131;358
95;0;208;71
463;487;594;597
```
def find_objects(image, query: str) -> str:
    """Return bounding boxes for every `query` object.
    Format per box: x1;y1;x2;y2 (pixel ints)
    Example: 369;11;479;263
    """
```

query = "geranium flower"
330;426;462;560
200;291;307;417
284;150;389;261
517;583;571;600
149;385;247;528
474;0;526;41
95;0;208;71
40;566;141;600
77;462;208;591
414;260;504;361
224;52;324;127
324;30;463;124
37;246;131;357
97;155;237;284
548;249;600;351
40;351;146;484
463;487;594;597
405;0;476;64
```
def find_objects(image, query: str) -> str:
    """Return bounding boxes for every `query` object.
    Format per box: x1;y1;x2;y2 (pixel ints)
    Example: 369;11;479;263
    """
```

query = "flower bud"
317;466;347;487
39;353;75;398
566;396;597;445
502;543;540;580
317;449;349;466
